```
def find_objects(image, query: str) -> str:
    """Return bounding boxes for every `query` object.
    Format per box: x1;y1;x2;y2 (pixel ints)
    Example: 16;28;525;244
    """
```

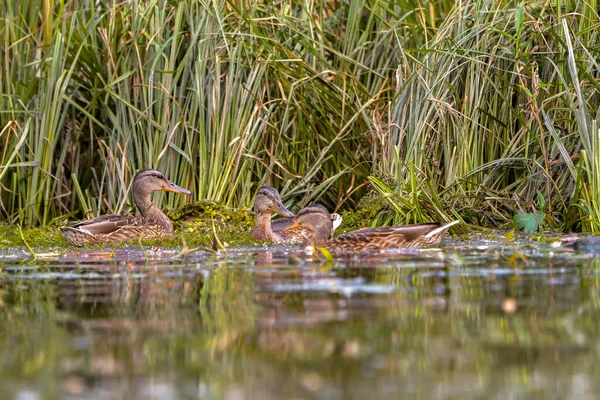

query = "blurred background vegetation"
1;0;599;232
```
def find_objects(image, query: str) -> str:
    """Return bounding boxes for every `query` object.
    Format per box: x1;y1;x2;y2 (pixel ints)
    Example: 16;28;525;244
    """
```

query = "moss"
169;200;254;227
169;200;257;248
337;193;386;232
0;223;66;250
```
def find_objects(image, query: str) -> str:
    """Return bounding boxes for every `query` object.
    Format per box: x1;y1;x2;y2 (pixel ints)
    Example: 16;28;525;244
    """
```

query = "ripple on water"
1;236;600;399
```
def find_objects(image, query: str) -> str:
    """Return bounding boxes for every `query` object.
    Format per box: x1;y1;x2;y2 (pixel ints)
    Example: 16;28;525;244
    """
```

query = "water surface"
1;236;599;399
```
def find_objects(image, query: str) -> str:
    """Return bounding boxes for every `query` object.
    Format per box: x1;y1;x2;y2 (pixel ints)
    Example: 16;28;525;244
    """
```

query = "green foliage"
513;212;545;234
513;190;547;233
0;0;384;225
0;0;599;233
375;0;600;232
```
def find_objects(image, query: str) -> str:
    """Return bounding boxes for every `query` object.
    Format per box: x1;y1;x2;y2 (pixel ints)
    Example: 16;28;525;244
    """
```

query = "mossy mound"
170;200;253;227
171;201;257;248
0;223;65;250
337;192;387;232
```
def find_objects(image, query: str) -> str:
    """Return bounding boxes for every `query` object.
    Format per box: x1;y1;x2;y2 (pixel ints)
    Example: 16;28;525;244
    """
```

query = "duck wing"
330;223;447;250
67;214;141;235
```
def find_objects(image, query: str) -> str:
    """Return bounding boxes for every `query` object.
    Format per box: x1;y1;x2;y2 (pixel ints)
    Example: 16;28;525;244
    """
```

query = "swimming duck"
250;186;343;244
250;186;295;243
271;211;342;242
281;204;459;253
61;169;191;246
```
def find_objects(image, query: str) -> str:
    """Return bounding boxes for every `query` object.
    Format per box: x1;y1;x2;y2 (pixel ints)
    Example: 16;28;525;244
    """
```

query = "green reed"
370;0;600;231
0;0;599;232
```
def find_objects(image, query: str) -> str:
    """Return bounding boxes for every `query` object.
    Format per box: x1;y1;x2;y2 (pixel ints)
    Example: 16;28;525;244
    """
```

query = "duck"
250;186;295;243
250;186;343;244
281;204;460;253
60;168;191;246
271;211;343;243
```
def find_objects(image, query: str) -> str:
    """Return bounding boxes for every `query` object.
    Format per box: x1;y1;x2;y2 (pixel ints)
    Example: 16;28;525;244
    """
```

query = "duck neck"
134;191;172;231
315;228;331;244
254;212;275;239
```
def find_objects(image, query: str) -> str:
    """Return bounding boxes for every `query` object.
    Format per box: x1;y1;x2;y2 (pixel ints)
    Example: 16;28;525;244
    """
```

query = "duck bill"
163;180;192;195
280;220;302;231
272;202;294;218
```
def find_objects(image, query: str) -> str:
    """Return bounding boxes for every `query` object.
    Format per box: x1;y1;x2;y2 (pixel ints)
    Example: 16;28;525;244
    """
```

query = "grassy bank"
1;0;599;232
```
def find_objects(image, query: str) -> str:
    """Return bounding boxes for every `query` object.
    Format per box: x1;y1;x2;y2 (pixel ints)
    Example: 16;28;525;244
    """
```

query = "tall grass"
370;0;600;231
0;0;599;232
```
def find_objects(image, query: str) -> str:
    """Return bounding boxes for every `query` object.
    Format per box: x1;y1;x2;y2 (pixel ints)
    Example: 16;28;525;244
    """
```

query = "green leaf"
536;190;547;211
318;247;334;262
515;2;525;36
513;212;545;234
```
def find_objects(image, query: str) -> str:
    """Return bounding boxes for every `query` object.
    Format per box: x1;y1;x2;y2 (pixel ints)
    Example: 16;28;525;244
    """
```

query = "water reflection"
1;241;600;399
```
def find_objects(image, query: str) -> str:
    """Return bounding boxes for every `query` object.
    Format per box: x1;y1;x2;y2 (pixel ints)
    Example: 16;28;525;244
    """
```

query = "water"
1;236;600;399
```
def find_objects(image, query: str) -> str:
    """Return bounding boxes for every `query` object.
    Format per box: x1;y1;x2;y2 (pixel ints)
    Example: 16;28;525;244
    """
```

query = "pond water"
1;236;600;399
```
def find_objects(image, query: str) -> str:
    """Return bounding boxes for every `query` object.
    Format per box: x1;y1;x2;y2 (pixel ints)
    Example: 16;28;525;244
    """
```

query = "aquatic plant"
368;1;600;232
0;0;599;232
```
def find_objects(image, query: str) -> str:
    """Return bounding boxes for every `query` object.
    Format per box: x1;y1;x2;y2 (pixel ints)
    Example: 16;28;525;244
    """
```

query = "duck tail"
424;220;461;238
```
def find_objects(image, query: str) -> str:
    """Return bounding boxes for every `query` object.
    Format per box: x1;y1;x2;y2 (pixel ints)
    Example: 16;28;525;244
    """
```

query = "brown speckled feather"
60;216;173;247
325;223;447;253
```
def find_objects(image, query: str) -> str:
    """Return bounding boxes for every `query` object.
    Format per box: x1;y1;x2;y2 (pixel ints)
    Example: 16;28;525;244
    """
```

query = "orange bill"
163;180;192;195
280;220;302;231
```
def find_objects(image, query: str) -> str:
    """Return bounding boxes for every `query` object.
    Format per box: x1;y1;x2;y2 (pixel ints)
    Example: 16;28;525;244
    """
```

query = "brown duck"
61;169;191;246
271;211;343;243
250;186;295;243
250;186;343;244
282;204;460;253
